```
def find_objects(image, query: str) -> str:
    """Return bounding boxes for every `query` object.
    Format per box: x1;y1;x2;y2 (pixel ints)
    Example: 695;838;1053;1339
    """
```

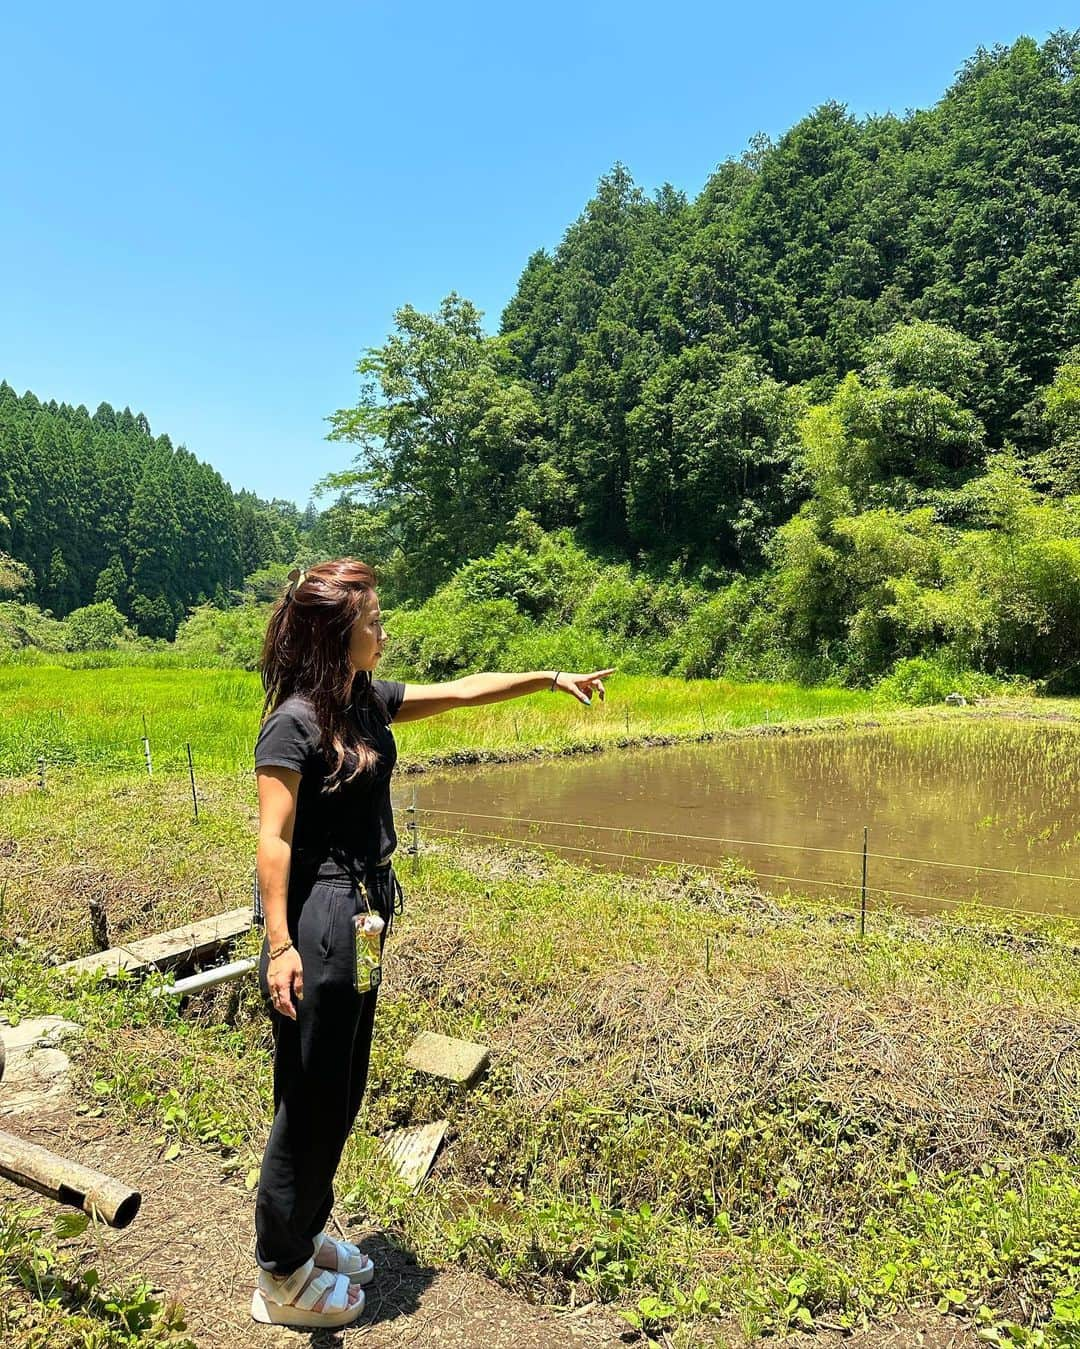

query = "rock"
0;1016;83;1117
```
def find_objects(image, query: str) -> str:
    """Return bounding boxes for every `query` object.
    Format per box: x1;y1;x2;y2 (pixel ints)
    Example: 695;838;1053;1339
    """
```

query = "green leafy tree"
802;322;987;511
93;555;128;609
626;348;805;565
328;295;544;596
1035;350;1080;493
128;452;182;635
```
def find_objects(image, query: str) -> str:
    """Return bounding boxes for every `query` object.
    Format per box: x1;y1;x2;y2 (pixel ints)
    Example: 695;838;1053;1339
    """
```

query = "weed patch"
6;792;1080;1342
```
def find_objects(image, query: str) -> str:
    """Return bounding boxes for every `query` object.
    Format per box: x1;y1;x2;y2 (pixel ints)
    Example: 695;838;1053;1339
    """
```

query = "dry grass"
497;966;1080;1170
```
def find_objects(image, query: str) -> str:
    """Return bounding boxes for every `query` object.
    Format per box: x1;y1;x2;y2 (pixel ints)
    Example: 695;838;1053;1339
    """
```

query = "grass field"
0;666;879;778
5;826;1080;1346
4;674;1080;1345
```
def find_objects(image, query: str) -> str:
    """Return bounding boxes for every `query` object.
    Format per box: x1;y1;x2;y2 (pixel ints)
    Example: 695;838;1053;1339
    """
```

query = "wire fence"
12;737;1080;934
415;807;1080;887
416;807;1080;931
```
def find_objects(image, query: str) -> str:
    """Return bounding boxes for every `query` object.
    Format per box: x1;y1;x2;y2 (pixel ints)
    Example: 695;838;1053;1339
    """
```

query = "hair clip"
285;567;307;601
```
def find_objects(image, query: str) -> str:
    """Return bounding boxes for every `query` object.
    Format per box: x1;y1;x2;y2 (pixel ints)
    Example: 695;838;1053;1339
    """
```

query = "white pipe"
151;957;258;998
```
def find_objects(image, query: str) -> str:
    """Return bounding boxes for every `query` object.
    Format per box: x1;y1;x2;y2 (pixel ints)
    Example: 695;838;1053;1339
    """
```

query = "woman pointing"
250;556;612;1328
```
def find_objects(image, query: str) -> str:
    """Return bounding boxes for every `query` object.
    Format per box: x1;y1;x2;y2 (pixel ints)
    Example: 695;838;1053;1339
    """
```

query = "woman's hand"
268;945;304;1020
554;668;615;706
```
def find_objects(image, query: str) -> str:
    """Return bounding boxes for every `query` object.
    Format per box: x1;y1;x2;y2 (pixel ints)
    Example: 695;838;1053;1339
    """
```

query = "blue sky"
1;2;1074;505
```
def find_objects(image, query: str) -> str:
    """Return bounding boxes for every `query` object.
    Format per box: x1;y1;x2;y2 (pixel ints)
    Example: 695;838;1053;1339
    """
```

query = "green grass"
0;665;881;778
4;673;1080;1344
6;786;1080;1344
0;1203;192;1348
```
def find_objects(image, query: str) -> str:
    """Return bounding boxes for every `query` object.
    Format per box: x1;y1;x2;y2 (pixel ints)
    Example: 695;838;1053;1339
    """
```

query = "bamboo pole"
0;1130;141;1228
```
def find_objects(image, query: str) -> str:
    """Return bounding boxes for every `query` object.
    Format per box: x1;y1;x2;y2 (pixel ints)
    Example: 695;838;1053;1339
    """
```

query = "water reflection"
415;721;1080;917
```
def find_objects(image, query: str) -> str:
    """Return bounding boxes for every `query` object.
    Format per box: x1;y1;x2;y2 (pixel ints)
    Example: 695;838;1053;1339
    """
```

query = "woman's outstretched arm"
394;668;614;723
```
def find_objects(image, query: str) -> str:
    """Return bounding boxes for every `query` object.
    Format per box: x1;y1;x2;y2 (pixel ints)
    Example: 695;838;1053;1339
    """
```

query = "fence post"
88;897;109;951
859;826;868;937
406;786;420;869
37;757;46;792
141;714;153;777
187;743;199;822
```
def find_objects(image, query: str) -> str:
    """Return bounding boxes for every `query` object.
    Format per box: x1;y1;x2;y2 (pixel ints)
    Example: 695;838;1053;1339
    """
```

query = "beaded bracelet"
269;939;293;961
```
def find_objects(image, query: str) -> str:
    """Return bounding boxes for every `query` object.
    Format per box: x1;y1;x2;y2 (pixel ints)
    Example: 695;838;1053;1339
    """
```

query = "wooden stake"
141;714;153;777
860;826;868;938
88;897;109;951
187;742;199;821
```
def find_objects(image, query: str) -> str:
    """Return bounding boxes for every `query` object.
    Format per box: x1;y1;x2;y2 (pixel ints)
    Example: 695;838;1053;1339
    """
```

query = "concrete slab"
404;1031;490;1085
378;1119;448;1190
57;907;251;980
0;1016;83;1117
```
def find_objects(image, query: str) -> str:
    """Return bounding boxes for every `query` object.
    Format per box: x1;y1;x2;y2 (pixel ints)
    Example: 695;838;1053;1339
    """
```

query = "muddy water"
416;720;1080;917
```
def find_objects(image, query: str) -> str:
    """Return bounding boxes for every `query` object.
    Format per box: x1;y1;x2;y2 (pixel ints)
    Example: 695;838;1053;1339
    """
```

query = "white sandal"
313;1230;376;1285
250;1256;366;1327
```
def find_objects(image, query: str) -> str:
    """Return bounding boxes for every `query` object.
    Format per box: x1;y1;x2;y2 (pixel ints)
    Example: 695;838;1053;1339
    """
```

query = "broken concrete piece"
404;1031;490;1085
379;1119;448;1190
0;1016;83;1118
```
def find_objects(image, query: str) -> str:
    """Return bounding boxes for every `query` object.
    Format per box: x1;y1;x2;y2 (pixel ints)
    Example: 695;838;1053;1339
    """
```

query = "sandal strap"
269;1257;316;1305
315;1231;372;1271
295;1269;349;1313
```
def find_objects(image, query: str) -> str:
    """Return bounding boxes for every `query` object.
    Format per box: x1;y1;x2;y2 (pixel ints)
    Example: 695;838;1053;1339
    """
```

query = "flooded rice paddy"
417;719;1080;918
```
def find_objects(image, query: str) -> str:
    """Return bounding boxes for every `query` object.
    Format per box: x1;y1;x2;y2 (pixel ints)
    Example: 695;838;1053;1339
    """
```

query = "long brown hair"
259;558;386;790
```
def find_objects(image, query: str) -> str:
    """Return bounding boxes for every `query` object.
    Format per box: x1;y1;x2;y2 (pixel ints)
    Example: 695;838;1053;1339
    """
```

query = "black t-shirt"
254;678;407;877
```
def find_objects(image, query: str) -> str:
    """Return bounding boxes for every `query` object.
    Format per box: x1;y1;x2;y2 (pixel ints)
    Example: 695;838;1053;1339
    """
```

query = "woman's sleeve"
255;703;318;773
374;679;407;722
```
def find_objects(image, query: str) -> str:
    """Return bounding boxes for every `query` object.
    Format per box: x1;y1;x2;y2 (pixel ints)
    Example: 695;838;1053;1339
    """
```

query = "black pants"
254;867;391;1275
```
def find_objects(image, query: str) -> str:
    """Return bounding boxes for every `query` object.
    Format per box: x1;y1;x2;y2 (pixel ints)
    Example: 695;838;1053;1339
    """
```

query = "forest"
2;32;1079;686
0;385;309;635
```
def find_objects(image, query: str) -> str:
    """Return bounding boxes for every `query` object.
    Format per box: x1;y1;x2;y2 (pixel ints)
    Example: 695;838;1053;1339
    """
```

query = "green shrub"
874;655;1006;706
0;601;69;655
452;516;599;622
500;622;625;674
385;597;530;680
171;603;269;670
64;600;132;651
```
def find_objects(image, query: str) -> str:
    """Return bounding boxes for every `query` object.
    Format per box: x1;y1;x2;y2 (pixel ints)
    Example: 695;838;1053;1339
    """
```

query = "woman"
250;557;612;1328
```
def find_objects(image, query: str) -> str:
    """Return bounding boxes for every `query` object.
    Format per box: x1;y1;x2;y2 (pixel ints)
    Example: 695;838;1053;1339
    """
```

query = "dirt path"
2;1106;633;1349
2;1107;985;1349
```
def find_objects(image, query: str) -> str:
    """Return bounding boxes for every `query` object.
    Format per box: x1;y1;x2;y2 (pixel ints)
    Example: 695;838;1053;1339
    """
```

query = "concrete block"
404;1031;490;1085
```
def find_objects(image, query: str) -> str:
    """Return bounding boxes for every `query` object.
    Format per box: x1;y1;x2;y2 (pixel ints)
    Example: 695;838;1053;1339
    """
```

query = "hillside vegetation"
3;32;1079;690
